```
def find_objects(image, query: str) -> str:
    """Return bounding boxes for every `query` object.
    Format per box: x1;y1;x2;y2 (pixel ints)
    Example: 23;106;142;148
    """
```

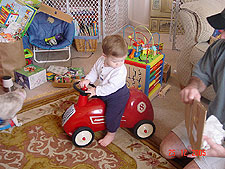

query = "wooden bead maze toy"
123;25;165;100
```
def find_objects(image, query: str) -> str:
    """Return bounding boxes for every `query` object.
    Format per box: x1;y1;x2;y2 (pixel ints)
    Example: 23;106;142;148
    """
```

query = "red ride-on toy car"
62;82;156;147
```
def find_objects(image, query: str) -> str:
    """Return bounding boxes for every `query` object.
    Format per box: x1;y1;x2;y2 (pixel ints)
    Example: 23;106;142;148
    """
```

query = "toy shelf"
125;52;165;100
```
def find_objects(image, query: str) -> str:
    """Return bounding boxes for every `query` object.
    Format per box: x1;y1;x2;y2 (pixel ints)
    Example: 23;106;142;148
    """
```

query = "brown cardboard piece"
163;62;171;83
185;100;207;151
38;3;73;23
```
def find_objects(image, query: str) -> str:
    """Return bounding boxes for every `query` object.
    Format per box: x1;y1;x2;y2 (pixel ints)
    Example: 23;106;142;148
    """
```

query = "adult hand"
180;86;201;104
86;87;96;98
203;136;225;157
79;79;90;88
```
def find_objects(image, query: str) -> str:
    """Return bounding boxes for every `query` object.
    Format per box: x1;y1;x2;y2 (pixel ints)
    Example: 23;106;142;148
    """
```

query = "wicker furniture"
176;0;224;101
74;36;98;52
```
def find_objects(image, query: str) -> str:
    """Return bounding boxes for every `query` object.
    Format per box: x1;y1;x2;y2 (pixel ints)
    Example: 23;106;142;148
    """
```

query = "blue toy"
0;118;15;131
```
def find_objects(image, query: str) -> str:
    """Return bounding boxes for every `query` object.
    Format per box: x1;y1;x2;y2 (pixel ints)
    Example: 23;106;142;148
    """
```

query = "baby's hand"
79;79;90;88
86;87;96;98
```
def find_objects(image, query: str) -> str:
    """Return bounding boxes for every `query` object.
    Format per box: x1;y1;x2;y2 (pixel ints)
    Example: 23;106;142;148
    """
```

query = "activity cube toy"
123;25;165;100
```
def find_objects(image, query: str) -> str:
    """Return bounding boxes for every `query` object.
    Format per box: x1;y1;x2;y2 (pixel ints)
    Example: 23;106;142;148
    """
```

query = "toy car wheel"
72;127;94;147
133;120;155;139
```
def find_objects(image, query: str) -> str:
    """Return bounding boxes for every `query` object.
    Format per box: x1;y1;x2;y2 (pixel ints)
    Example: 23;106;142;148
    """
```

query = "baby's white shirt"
85;56;127;96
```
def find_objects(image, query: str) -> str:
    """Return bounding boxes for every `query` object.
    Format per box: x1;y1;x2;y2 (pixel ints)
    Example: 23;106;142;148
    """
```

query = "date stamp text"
168;149;206;157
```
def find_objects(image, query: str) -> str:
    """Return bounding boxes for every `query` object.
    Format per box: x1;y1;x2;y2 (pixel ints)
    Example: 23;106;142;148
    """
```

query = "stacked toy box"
14;64;47;89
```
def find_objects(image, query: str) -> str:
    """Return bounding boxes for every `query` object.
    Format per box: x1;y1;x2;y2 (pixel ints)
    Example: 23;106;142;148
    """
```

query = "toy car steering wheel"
73;81;96;96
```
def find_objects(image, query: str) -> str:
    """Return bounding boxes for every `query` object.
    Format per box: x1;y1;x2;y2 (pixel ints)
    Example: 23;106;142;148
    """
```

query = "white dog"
0;88;26;127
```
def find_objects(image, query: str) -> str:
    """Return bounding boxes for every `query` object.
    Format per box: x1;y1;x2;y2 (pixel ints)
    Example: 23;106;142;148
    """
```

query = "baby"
0;88;26;127
79;34;130;146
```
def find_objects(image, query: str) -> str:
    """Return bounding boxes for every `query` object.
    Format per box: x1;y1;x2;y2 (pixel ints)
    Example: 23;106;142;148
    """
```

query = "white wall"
128;0;150;26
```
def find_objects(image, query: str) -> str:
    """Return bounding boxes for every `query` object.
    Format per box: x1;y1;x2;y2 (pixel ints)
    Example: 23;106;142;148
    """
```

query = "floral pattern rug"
0;93;177;169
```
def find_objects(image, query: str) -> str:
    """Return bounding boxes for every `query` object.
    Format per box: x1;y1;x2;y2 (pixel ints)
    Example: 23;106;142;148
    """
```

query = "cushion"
180;0;224;43
190;42;209;65
27;12;75;50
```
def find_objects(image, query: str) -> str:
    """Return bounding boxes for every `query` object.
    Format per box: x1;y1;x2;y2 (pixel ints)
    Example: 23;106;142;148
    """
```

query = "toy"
158;84;171;98
51;68;84;88
45;33;64;46
123;25;165;100
62;81;155;147
24;48;33;65
128;49;135;59
47;65;68;75
15;64;47;90
52;79;76;88
24;48;33;58
46;72;55;81
0;119;15;130
52;74;74;88
209;29;223;44
67;67;85;79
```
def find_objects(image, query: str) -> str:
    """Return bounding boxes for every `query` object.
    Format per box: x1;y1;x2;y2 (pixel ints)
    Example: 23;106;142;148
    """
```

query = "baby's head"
102;35;128;68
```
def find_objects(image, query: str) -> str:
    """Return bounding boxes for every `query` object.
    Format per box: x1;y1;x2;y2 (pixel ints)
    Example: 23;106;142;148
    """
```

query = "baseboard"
128;19;149;29
19;88;77;113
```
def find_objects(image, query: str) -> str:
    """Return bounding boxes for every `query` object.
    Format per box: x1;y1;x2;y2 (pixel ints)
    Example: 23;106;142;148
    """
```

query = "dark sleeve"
192;40;225;87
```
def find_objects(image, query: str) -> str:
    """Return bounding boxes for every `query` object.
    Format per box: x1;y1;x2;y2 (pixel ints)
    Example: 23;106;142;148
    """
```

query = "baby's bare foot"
98;132;115;147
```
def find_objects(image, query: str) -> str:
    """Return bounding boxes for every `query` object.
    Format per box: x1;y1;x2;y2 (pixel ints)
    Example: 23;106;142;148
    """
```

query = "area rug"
0;93;177;169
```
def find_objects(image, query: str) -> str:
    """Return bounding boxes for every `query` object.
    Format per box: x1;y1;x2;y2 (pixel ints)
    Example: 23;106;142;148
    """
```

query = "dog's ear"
20;89;26;99
14;88;26;100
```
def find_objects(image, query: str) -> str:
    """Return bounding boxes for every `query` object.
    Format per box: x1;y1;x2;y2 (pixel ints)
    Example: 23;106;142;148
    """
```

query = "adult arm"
180;40;221;104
